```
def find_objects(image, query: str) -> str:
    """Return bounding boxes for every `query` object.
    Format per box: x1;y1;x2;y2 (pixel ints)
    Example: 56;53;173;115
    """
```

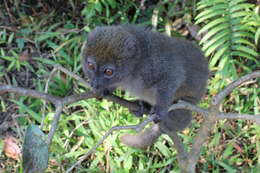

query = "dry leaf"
233;143;244;153
4;136;21;160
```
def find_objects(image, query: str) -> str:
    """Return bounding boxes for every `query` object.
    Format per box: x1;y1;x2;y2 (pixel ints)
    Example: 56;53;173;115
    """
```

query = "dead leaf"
233;142;244;153
4;136;21;160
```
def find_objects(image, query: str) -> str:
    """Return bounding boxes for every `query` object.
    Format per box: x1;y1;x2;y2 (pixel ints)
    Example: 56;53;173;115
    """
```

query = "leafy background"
0;0;259;172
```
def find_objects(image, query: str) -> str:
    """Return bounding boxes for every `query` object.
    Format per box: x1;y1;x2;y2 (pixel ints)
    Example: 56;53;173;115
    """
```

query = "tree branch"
218;113;260;124
46;105;62;145
212;70;260;106
0;85;60;104
168;100;209;117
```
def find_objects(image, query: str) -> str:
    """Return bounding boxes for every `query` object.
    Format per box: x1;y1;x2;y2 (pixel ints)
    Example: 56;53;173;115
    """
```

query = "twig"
46;105;62;145
63;120;89;149
4;0;15;23
11;114;23;140
218;113;260;124
60;90;95;106
41;64;58;129
212;71;260;106
53;64;90;88
65;115;156;173
0;85;60;104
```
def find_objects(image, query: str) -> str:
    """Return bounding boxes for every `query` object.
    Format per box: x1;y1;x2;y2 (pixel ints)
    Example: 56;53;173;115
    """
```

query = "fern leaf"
255;28;260;44
200;24;229;42
198;17;228;35
196;0;258;79
209;44;229;68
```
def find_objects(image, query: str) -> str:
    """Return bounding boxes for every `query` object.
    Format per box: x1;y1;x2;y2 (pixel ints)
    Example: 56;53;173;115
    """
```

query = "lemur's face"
83;56;119;94
82;26;139;94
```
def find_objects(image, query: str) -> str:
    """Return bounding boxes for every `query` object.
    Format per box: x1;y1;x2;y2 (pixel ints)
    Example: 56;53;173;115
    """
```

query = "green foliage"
249;6;260;44
196;0;259;87
81;0;139;26
0;0;259;172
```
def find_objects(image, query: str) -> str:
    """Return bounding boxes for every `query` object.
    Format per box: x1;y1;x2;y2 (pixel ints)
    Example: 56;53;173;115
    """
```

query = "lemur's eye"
87;62;95;70
104;68;113;76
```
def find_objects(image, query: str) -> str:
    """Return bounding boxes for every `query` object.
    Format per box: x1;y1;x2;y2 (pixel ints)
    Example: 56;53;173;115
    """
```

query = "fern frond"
195;0;258;79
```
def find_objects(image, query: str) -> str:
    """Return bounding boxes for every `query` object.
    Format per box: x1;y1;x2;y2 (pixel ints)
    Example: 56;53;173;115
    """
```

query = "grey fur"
82;25;209;132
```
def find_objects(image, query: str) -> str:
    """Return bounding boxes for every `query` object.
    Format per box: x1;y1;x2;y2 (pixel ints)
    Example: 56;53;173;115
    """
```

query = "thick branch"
188;108;218;171
0;85;60;104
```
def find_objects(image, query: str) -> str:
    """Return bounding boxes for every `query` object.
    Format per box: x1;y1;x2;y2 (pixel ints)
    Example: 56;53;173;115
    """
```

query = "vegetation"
0;0;259;172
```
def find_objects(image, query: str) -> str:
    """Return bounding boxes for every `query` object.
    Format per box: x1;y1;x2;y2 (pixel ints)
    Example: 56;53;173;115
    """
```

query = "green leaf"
16;38;25;49
203;30;229;51
11;99;41;123
218;55;229;71
229;0;248;5
196;9;224;24
107;0;117;8
217;161;236;173
94;1;103;14
155;142;171;158
232;24;253;32
255;27;260;44
209;44;229;68
197;1;211;10
232;31;255;39
7;32;14;44
234;61;252;72
85;6;96;19
222;145;234;159
36;32;60;42
230;4;253;13
123;155;133;170
230;11;250;18
231;37;256;48
197;1;226;11
199;17;228;35
231;51;257;61
231;45;258;57
204;36;228;56
200;23;229;43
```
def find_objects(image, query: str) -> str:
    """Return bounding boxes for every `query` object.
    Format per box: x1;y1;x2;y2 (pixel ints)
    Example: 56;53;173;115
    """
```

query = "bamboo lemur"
82;25;208;148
